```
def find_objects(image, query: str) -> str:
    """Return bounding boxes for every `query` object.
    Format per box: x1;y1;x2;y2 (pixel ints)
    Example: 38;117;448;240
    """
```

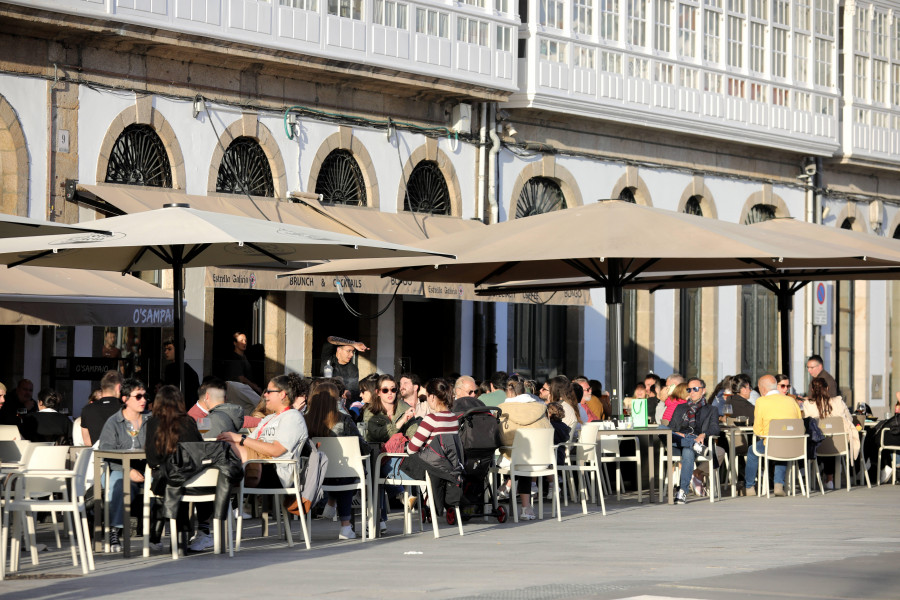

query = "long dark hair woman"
305;380;367;540
143;385;205;551
802;377;860;489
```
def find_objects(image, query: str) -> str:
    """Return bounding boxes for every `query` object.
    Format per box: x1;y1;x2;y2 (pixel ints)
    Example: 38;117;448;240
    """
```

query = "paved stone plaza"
2;483;898;600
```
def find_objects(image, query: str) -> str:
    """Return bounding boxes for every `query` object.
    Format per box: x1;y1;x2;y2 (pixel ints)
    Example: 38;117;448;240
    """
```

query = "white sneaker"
338;525;357;540
530;483;539;497
109;528;122;553
881;465;894;484
519;507;536;520
322;503;337;520
379;520;388;534
233;507;252;519
691;475;706;497
825;480;834;490
496;486;510;501
188;531;214;552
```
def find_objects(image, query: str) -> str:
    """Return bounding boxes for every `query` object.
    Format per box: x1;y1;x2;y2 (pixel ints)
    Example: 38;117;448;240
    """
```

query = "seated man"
20;388;72;445
667;378;719;504
744;374;802;497
451;375;485;415
189;377;260;430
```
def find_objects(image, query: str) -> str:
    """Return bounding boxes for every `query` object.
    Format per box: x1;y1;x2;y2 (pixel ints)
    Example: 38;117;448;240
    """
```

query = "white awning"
0;266;178;326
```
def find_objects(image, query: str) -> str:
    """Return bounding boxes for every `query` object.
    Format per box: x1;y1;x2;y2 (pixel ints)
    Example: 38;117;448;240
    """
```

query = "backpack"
458;407;502;453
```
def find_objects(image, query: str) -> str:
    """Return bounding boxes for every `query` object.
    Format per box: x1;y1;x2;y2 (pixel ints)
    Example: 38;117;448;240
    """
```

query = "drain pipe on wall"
477;103;488;222
487;104;501;224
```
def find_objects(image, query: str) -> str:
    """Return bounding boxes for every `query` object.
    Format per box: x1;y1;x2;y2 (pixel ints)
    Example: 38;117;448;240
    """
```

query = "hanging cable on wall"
334;278;404;319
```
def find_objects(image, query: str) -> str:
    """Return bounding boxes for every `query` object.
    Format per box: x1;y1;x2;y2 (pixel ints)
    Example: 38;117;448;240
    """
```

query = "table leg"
92;455;103;553
729;429;737;497
665;430;673;504
648;434;657;504
122;457;131;558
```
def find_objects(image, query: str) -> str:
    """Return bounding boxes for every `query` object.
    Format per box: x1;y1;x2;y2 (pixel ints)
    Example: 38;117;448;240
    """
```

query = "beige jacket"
498;398;551;458
802;396;860;460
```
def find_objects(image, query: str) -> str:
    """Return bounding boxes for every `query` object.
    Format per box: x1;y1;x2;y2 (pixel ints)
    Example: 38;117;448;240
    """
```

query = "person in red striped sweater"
399;379;465;515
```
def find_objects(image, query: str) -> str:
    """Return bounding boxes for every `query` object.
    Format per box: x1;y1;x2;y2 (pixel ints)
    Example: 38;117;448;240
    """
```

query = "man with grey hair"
453;375;485;414
743;374;802;497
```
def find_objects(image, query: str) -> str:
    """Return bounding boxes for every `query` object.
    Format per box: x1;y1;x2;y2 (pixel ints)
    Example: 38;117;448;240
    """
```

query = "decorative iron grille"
105;124;172;187
216;137;275;197
315;150;366;205
515;177;565;218
404;161;450;214
684;195;703;216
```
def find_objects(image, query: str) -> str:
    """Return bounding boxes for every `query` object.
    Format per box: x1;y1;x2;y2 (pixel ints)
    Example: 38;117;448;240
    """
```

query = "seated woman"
305;380;367;540
217;375;308;503
498;377;551;520
143;385;207;551
548;375;583;431
802;376;860;489
666;379;720;504
398;378;464;516
349;373;379;421
97;377;150;553
363;374;416;533
20;388;72;445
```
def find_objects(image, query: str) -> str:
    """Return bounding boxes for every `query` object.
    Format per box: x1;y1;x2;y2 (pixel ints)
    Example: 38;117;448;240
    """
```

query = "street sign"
813;281;828;326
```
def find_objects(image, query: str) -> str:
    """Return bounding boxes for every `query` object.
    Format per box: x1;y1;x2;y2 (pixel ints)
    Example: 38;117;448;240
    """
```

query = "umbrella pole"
777;281;794;380
606;280;625;418
172;248;185;395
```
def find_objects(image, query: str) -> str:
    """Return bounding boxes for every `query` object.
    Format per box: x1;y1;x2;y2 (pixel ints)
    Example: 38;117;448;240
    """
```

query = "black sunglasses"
686;386;705;393
381;387;397;394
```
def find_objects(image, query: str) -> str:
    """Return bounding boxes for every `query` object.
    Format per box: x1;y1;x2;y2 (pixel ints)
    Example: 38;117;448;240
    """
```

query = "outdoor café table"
596;427;674;504
92;448;146;557
721;425;754;497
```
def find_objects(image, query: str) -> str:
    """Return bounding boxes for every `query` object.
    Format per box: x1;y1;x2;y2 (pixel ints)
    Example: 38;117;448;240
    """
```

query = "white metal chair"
236;456;311;551
310;437;372;542
597;423;643;502
0;425;21;441
497;429;561;523
658;435;720;503
372;452;463;539
1;445;94;579
142;466;234;558
878;427;900;486
555;422;606;516
813;417;852;493
752;419;809;498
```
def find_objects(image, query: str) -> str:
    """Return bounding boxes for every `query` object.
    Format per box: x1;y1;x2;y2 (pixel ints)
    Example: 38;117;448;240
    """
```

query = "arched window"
105;124;172;187
216;137;275;197
511;177;567;380
741;204;778;381
515;177;565;218
315;150;367;206
404;161;450;214
618;187;637;203
680;195;703;377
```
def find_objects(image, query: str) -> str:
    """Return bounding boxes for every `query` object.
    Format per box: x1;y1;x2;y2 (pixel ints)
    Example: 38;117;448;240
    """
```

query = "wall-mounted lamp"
192;95;205;119
502;122;517;137
869;199;884;232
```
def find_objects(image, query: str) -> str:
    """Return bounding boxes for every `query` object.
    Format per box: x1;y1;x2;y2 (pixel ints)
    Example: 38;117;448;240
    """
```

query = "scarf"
684;397;707;431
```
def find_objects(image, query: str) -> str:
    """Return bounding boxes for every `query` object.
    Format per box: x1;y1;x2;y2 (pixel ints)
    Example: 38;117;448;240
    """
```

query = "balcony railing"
10;0;518;92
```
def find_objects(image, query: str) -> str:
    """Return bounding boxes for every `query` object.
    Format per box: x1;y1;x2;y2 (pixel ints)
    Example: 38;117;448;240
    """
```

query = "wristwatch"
239;434;247;446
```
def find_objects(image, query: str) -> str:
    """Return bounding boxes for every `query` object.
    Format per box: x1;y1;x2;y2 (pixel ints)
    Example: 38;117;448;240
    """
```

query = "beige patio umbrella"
289;200;894;412
0;202;452;390
0;213;109;238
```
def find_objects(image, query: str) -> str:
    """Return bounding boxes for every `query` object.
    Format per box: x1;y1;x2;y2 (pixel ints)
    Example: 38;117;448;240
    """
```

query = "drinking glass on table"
125;420;140;449
724;403;733;418
198;417;211;436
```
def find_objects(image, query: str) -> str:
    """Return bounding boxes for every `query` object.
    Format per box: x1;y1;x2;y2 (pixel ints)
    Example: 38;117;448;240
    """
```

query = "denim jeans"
673;433;701;490
105;467;141;529
379;456;414;521
745;439;786;489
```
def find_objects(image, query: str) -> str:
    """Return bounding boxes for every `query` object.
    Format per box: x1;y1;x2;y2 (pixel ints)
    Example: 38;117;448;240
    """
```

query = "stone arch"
207;113;287;197
677;177;718;219
0;94;29;216
610;166;652;206
834;202;867;232
307;127;379;208
396;138;461;216
887;208;900;239
738;186;790;223
508;155;582;218
96;100;186;189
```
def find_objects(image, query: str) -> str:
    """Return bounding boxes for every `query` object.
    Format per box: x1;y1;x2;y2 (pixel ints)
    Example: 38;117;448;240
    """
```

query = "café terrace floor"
2;481;898;600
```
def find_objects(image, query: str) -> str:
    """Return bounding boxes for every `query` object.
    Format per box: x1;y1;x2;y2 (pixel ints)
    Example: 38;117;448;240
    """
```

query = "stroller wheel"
496;505;508;524
446;510;456;526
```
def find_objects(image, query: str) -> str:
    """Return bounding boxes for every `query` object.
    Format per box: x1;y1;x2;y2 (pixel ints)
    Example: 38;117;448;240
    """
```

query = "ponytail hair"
424;378;454;411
